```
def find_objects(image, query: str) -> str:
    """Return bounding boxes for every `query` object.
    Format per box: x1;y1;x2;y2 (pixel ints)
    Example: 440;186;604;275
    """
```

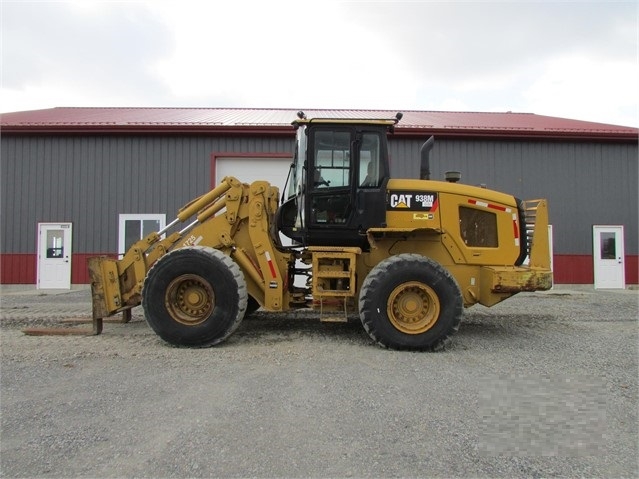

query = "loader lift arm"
88;176;269;325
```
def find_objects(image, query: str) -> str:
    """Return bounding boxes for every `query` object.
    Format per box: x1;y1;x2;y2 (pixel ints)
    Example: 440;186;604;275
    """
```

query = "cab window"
313;130;351;188
359;132;381;187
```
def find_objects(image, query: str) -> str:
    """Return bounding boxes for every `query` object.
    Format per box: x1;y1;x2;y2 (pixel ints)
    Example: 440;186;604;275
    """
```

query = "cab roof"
292;111;402;129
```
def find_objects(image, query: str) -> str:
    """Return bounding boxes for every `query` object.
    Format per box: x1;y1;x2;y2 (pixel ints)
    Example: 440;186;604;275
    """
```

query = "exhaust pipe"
420;136;435;180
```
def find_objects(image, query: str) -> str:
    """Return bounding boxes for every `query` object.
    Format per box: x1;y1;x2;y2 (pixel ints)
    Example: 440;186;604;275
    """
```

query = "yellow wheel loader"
88;112;552;350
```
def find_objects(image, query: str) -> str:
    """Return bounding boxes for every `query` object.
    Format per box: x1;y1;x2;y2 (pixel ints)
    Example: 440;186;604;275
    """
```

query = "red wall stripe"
552;255;594;284
1;253;637;285
0;253;116;285
72;253;117;284
0;254;37;284
552;254;639;285
625;255;638;285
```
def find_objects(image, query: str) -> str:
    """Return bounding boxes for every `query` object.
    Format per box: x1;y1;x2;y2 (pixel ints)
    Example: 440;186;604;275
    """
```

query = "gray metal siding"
388;138;638;255
1;135;292;254
2;134;636;257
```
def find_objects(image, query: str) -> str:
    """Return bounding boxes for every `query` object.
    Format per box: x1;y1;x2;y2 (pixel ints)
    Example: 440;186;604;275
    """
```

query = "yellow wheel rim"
165;274;214;326
387;281;440;334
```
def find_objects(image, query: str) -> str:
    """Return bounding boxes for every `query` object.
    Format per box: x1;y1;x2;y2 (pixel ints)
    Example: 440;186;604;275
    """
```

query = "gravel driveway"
1;286;637;478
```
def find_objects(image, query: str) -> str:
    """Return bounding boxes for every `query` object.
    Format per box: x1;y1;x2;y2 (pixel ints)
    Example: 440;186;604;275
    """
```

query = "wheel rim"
387;281;440;334
165;274;215;325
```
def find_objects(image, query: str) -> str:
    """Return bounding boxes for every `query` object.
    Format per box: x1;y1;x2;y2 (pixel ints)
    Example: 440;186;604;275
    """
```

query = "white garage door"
215;156;292;200
216;155;304;286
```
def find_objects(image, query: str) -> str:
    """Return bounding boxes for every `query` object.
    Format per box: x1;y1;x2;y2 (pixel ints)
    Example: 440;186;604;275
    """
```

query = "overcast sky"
1;0;637;127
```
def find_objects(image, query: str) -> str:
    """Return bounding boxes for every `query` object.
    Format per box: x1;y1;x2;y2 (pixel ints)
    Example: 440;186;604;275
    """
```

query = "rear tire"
358;254;462;351
142;246;247;347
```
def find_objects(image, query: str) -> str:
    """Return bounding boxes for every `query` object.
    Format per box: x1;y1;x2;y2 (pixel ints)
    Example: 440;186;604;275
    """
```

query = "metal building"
1;108;637;288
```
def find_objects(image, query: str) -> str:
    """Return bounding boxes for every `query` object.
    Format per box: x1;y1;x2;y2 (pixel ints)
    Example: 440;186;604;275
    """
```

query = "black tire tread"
142;246;247;347
358;253;462;351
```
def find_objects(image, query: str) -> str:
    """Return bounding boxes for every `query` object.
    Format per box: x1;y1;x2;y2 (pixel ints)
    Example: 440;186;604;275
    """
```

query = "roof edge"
2;123;637;142
393;127;639;143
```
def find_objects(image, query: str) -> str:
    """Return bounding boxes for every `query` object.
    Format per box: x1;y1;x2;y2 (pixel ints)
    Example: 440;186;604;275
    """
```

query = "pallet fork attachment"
21;307;131;336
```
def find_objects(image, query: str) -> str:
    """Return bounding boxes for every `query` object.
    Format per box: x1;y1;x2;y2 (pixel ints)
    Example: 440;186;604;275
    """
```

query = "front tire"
142;246;247;347
358;254;462;351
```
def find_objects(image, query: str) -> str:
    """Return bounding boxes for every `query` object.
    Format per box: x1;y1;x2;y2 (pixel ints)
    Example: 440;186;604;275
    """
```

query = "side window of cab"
313;130;351;189
359;132;382;188
310;129;352;225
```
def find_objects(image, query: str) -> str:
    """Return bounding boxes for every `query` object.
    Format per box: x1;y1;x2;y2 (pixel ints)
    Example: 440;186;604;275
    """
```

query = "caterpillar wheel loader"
88;112;553;351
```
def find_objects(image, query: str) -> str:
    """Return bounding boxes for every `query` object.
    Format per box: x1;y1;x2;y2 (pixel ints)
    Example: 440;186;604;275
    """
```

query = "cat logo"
389;194;412;208
387;191;438;212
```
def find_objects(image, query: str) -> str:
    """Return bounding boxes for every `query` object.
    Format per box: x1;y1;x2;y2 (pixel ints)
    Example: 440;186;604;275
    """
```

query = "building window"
118;214;166;258
459;206;498;247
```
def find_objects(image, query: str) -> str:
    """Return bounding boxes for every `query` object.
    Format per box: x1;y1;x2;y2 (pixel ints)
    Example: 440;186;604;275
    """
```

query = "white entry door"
37;222;72;289
593;225;625;289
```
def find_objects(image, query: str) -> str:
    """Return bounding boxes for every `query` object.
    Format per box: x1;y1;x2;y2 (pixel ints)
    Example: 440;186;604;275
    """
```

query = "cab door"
305;127;388;247
353;130;388;235
307;128;354;233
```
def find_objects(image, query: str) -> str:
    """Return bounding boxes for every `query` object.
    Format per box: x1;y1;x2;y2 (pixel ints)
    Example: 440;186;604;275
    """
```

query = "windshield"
288;125;306;199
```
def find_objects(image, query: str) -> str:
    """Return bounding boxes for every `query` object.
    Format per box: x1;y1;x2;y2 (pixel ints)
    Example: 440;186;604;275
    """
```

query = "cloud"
345;2;636;78
1;0;637;126
150;1;420;109
523;55;639;126
340;1;638;125
1;1;173;108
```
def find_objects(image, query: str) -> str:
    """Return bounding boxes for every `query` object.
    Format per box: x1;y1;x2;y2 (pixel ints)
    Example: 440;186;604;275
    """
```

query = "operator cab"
277;112;401;249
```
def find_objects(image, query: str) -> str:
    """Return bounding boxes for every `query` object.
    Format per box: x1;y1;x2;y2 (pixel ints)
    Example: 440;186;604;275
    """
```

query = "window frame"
118;213;166;258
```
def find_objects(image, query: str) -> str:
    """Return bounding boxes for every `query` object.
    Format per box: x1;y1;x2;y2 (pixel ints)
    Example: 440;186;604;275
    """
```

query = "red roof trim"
394;127;637;142
0;124;295;136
